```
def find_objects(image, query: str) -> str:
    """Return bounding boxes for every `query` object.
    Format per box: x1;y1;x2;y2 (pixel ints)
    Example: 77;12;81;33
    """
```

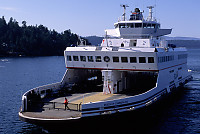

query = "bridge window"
73;56;79;61
135;23;142;28
147;23;152;28
143;23;147;28
130;57;137;63
119;23;125;28
152;24;156;28
113;57;119;62
148;57;154;63
127;23;134;28
114;24;119;28
95;56;102;62
139;57;146;63
121;57;128;63
67;55;72;61
87;56;94;62
80;56;86;62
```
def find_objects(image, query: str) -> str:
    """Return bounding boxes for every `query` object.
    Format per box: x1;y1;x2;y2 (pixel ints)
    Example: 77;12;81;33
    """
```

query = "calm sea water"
0;49;199;134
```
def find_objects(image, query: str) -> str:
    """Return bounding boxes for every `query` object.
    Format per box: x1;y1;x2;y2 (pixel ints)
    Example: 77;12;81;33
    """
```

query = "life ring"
104;56;110;62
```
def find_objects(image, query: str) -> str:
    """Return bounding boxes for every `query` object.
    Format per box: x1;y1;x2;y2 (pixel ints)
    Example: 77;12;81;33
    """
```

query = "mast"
120;4;129;21
147;6;154;21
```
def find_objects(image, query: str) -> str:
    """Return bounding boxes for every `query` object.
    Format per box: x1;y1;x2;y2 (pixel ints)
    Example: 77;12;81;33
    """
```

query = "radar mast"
120;4;129;21
147;6;154;21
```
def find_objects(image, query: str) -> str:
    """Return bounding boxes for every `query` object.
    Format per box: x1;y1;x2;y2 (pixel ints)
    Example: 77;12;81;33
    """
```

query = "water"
0;50;199;134
0;57;66;133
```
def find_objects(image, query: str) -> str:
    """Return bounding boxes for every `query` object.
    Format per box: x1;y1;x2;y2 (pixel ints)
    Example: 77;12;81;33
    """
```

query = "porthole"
104;56;110;62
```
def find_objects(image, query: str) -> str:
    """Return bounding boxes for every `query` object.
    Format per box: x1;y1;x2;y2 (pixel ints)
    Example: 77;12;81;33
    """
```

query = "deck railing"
28;101;82;112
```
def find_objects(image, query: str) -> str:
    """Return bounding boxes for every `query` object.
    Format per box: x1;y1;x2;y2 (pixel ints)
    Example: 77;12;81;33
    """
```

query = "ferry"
19;6;192;125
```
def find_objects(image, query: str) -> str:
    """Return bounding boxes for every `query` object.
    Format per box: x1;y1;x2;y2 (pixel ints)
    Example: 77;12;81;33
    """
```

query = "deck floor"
69;92;128;104
21;92;129;120
51;92;129;104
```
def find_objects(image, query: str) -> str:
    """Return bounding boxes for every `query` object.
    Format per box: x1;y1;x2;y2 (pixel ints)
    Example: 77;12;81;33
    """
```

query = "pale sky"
0;0;200;38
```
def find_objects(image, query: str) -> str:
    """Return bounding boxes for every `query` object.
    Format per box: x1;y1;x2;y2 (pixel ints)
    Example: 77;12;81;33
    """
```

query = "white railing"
21;82;62;112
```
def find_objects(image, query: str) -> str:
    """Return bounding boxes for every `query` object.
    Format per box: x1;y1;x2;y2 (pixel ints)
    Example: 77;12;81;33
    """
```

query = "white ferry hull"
19;79;191;128
19;5;193;127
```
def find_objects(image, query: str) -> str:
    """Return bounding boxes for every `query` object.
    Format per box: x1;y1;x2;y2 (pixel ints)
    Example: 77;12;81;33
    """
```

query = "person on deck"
64;97;69;110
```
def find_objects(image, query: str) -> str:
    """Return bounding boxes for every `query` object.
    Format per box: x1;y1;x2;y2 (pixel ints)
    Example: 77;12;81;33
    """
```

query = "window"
158;55;174;63
119;23;125;28
130;57;137;63
121;57;128;63
166;56;169;61
67;55;72;61
87;56;94;62
95;56;102;62
139;57;146;63
113;57;119;62
73;56;79;61
158;57;160;63
147;23;152;28
80;56;86;62
114;24;119;28
143;23;147;28
135;23;142;28
127;23;134;28
148;57;154;63
152;24;156;28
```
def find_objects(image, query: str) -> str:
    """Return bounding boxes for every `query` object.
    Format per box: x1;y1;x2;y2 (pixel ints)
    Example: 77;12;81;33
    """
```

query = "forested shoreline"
0;16;89;57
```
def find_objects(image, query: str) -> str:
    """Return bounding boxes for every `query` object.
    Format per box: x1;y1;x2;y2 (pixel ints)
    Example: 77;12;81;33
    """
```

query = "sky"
0;0;200;38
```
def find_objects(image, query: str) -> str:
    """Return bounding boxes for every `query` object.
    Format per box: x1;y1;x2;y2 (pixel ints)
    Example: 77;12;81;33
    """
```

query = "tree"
22;21;27;27
0;16;90;57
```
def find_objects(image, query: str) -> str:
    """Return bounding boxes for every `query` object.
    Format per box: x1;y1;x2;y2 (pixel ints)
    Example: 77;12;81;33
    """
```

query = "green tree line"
0;16;89;56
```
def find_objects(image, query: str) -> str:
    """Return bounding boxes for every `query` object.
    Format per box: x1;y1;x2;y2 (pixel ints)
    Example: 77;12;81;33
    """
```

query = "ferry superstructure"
19;6;192;124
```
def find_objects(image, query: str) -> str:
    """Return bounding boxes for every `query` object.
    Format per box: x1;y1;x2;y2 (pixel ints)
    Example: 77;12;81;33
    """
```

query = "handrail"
29;101;82;111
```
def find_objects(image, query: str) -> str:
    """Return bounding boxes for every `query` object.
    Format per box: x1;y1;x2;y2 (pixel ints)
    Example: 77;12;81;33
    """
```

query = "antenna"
147;6;154;21
120;4;129;21
154;0;157;20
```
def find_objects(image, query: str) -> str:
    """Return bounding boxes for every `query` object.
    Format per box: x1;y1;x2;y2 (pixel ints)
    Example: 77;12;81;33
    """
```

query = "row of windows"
116;23;160;29
158;55;174;63
158;54;187;63
66;55;155;63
